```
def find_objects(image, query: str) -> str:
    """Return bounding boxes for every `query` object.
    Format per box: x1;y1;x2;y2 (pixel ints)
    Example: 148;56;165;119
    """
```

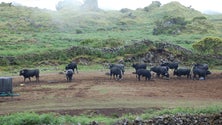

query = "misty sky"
0;0;222;13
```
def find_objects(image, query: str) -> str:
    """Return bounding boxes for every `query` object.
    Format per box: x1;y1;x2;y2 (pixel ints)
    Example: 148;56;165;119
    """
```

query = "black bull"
109;63;125;75
110;67;122;80
161;62;179;70
192;64;211;80
66;69;74;82
173;68;191;78
150;66;169;78
66;62;78;73
135;69;151;81
132;63;147;71
19;69;40;82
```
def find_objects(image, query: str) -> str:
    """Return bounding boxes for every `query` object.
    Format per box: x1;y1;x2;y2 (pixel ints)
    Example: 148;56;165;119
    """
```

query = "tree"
192;37;222;55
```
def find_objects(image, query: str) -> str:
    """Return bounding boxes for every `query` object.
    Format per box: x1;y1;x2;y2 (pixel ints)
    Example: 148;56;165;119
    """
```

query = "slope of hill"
143;1;203;19
0;1;222;69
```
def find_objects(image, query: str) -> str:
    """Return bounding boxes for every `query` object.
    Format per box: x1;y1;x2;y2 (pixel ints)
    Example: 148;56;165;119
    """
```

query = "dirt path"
0;70;222;116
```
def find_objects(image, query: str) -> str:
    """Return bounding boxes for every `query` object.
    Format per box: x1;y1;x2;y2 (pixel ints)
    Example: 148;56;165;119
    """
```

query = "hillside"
0;1;222;70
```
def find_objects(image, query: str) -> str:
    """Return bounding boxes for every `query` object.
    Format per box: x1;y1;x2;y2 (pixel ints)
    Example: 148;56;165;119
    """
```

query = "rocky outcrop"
82;0;99;10
112;113;222;125
2;39;222;67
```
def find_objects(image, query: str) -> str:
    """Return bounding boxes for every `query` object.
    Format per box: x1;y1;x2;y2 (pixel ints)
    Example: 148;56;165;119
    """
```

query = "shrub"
192;37;222;55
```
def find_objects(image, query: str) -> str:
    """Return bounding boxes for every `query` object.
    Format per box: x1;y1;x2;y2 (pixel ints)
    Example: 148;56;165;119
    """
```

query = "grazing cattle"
192;67;211;80
192;63;211;80
161;62;179;70
135;69;151;81
65;62;78;74
66;69;74;82
132;63;147;71
173;68;191;78
193;63;208;71
110;67;122;80
19;69;40;82
109;63;125;75
150;66;169;78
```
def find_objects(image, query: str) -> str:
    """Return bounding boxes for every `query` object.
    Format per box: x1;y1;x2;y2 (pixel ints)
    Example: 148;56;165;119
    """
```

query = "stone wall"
111;113;222;125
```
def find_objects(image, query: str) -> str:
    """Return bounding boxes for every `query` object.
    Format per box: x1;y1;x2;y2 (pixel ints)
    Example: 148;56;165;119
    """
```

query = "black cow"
110;67;122;80
66;69;74;82
192;63;211;80
193;63;208;71
150;66;169;78
65;62;78;74
109;63;125;75
135;69;151;81
132;63;147;71
161;62;179;70
192;67;211;80
19;69;40;82
173;68;191;78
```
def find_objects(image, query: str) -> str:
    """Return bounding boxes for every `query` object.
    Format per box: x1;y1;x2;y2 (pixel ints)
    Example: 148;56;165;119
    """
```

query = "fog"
0;0;222;14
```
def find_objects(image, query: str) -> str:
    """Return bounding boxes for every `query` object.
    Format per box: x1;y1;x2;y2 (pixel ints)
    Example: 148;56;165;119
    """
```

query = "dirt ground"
0;70;222;116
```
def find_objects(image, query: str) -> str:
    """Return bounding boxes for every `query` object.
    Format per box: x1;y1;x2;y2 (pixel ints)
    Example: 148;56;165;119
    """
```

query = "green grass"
0;30;215;57
139;105;222;121
1;2;222;69
0;105;221;125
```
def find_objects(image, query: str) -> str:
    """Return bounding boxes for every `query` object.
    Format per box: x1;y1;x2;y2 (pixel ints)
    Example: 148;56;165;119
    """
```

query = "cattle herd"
19;61;212;83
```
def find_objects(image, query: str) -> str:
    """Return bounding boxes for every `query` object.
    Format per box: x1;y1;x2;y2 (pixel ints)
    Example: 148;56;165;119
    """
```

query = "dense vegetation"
0;106;221;124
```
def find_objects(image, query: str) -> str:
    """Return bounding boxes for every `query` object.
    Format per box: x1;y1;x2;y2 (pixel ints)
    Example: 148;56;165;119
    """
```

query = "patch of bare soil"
0;70;222;116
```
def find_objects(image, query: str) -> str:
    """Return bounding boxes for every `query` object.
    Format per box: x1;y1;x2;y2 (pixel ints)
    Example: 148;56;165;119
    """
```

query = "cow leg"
193;74;196;80
157;73;160;78
36;76;39;82
116;74;118;80
119;75;122;80
138;75;141;81
148;76;151;80
70;76;73;81
66;75;70;82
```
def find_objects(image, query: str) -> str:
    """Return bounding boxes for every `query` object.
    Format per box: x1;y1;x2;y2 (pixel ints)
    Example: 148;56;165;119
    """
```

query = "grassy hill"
0;1;222;70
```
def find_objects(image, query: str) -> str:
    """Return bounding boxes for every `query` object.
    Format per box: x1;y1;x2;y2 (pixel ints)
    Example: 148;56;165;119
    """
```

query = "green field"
0;1;222;70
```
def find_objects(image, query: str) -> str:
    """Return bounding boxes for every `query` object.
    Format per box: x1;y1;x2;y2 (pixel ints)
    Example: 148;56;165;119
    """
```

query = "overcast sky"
0;0;222;13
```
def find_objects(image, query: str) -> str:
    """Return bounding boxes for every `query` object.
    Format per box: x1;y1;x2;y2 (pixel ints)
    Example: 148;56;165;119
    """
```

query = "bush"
192;37;222;55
